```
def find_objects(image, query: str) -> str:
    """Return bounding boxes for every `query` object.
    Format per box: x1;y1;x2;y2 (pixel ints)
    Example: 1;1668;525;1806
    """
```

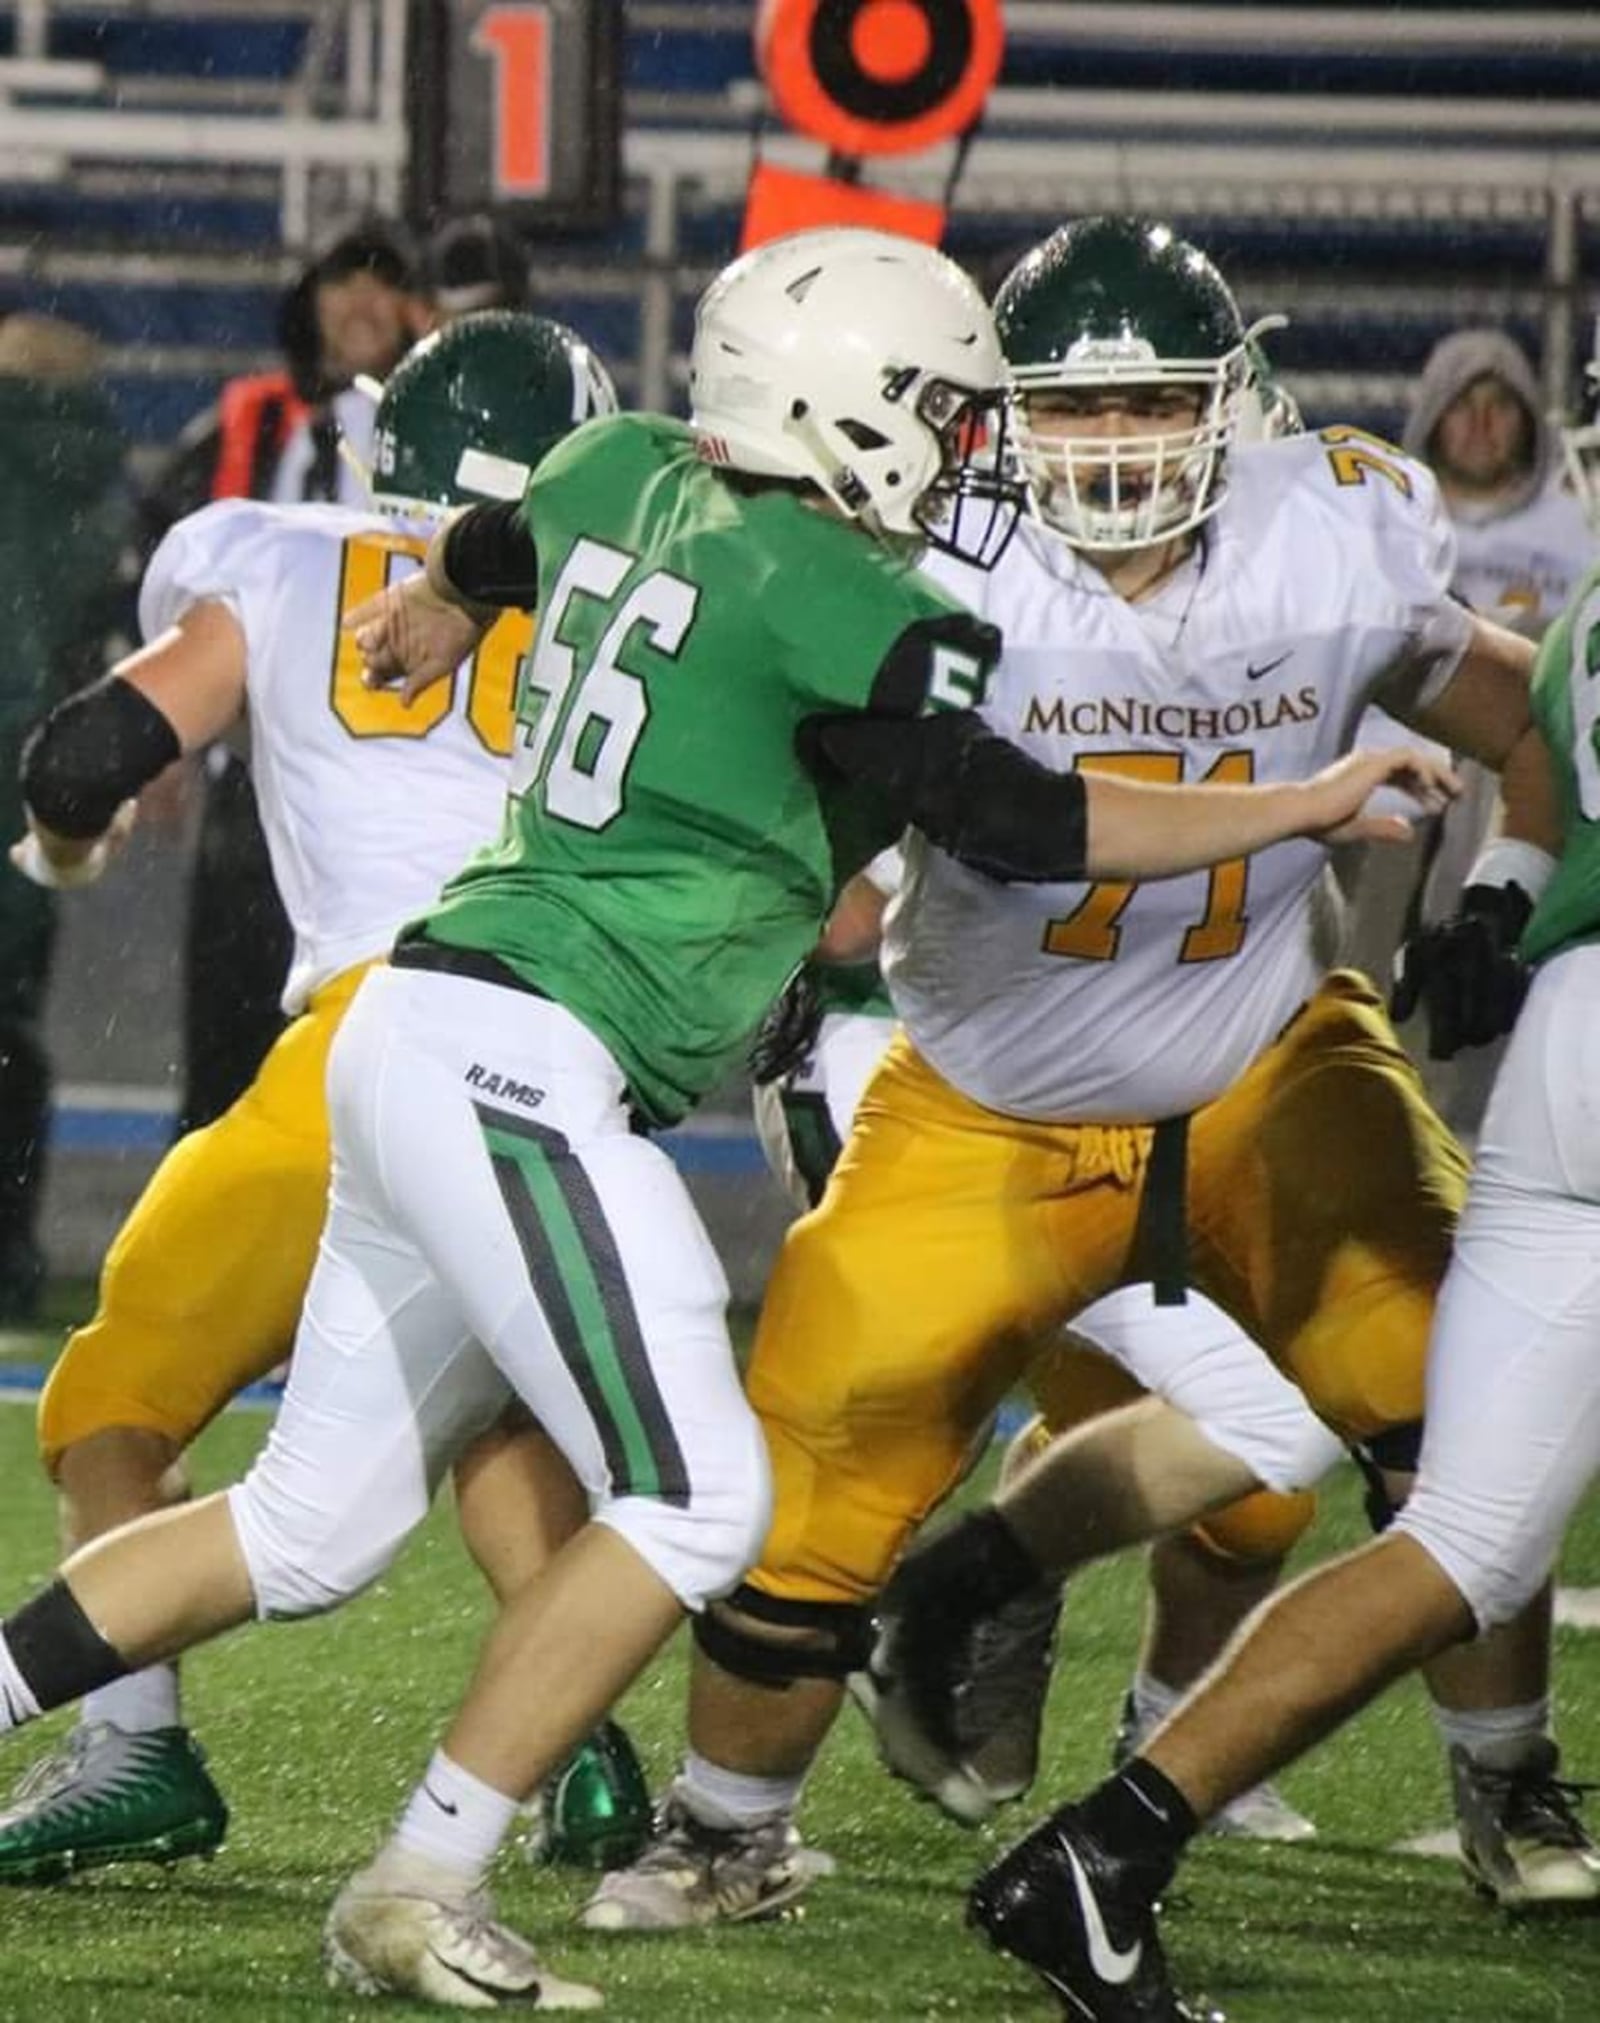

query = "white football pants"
1397;942;1600;1627
229;964;771;1619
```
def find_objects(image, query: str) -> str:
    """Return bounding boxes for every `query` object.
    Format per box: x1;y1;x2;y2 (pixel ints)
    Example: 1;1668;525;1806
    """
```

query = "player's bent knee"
692;1582;874;1687
1200;1398;1343;1499
1192;1485;1318;1564
600;1426;772;1614
225;1479;412;1621
1391;1494;1520;1635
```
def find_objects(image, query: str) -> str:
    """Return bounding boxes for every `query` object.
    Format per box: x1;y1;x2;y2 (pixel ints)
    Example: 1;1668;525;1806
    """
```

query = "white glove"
9;800;137;890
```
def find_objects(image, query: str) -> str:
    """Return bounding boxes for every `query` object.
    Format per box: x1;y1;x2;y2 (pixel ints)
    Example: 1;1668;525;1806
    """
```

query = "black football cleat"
968;1805;1222;2022
868;1512;1059;1826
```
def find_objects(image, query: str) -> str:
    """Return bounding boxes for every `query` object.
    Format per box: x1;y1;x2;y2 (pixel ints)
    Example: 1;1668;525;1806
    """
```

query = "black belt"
391;933;548;1003
1129;1113;1189;1307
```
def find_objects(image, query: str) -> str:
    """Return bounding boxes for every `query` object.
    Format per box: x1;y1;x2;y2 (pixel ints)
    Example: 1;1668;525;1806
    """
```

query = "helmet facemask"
1010;338;1252;552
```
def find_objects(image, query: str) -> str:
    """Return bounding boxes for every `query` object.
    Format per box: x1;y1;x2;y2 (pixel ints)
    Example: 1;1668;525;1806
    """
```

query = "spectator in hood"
1388;332;1597;1132
270;217;436;508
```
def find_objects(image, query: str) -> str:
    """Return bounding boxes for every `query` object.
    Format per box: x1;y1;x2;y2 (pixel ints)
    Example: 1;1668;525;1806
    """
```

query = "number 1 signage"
409;0;621;229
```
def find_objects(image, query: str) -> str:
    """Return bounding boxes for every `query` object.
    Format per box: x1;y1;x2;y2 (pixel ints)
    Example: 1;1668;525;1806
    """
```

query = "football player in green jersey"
962;572;1600;2020
0;228;1452;2012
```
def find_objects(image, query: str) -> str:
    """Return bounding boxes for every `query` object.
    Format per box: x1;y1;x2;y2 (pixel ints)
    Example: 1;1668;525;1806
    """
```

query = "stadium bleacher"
0;2;1594;454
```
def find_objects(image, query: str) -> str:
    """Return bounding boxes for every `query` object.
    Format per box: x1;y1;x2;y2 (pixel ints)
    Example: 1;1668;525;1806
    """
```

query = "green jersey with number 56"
1522;563;1600;967
415;414;992;1124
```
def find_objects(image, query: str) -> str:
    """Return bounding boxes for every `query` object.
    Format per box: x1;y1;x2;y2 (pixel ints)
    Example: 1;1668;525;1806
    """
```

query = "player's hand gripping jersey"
416;414;998;1125
141;496;528;1011
899;428;1474;1120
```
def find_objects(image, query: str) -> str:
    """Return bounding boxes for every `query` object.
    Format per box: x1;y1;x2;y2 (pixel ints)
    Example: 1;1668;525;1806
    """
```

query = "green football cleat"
0;1722;228;1882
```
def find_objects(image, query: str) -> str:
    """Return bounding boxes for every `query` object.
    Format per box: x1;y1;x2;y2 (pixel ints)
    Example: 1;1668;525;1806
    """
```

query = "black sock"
6;1580;130;1711
1077;1757;1200;1884
910;1508;1043;1616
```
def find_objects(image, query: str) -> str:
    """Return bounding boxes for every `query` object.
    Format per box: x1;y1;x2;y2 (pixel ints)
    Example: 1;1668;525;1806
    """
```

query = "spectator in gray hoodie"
1375;331;1597;1140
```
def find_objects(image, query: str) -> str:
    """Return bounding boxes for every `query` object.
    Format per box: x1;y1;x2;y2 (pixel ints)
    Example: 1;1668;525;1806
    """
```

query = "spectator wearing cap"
421;212;534;317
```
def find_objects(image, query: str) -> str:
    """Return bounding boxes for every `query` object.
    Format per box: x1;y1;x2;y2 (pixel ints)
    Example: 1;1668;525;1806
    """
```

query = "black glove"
747;964;824;1086
1390;880;1533;1061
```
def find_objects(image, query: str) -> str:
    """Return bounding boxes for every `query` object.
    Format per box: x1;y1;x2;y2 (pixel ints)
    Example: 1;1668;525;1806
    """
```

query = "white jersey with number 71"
893;428;1475;1122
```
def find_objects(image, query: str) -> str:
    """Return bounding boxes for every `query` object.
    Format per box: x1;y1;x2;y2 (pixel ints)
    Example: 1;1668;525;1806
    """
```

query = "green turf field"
2;1317;1600;2021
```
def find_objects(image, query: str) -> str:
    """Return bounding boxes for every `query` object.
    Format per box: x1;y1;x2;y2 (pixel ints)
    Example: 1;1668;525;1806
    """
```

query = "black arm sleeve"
802;709;1089;883
21;677;181;839
440;501;539;609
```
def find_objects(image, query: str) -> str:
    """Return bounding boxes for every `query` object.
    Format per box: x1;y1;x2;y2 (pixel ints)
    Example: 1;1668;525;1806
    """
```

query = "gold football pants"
39;963;372;1471
747;970;1466;1605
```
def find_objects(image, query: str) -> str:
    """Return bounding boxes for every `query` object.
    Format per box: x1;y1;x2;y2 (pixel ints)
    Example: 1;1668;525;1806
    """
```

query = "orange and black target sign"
757;0;1003;157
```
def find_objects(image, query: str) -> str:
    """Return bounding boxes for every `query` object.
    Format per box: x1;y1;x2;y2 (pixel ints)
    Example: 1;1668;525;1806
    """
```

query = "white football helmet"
1561;318;1600;534
689;227;1022;565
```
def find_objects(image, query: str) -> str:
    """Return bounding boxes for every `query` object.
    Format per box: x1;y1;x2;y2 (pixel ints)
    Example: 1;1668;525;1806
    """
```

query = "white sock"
679;1749;804;1829
392;1749;518;1887
1431;1697;1551;1771
83;1663;181;1736
0;1635;41;1732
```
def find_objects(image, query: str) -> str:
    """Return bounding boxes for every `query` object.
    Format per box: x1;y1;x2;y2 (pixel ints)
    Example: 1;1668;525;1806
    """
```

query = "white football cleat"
325;1861;602;2011
580;1785;834;1932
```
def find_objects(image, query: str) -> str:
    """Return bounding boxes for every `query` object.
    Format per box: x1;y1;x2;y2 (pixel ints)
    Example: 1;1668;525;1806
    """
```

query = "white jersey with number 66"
140;497;525;1013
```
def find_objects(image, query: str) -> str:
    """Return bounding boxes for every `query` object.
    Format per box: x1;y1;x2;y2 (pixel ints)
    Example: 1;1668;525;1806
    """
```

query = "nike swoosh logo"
423;1784;460;1817
1245;651;1292;682
1063;1838;1141;1986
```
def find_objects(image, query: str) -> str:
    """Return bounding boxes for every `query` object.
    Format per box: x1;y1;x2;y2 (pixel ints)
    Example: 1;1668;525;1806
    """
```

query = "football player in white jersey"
750;856;1338;1849
584;216;1583;1949
0;311;625;1885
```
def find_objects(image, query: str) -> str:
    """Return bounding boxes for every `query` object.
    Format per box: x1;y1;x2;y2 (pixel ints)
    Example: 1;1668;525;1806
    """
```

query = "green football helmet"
994;216;1265;550
1238;315;1304;444
367;308;617;514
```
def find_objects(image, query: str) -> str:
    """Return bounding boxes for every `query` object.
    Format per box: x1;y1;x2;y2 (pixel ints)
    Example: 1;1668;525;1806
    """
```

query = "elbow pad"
21;679;180;840
440;501;539;608
805;710;1089;883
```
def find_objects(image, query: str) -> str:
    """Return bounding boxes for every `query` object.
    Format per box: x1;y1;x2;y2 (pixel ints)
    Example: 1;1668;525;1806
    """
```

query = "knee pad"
1352;1423;1423;1535
1191;1486;1318;1566
693;1582;875;1688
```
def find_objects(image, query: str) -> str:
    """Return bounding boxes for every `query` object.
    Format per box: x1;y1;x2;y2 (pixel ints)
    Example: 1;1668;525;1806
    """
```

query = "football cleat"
325;1864;602;2011
1113;1692;1314;1846
1448;1740;1600;1909
867;1528;1063;1826
969;1804;1222;2022
0;1722;227;1882
579;1784;835;1932
525;1721;652;1871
